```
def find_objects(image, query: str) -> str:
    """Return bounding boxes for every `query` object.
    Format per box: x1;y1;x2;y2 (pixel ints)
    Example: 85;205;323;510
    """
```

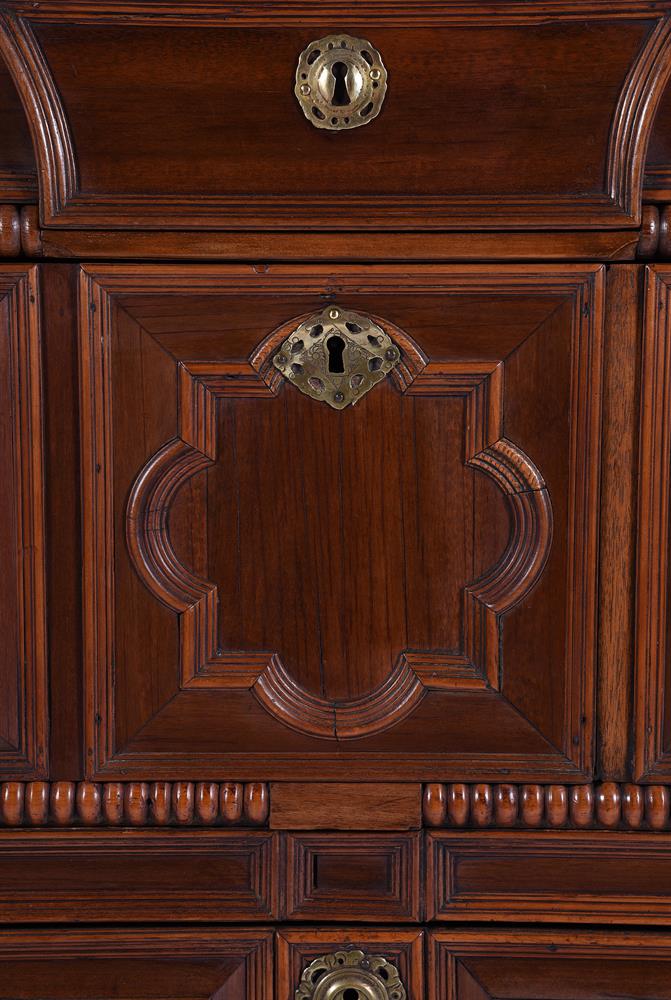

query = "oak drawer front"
284;833;420;921
1;7;668;230
430;929;671;1000
0;830;277;922
0;929;273;1000
428;832;671;923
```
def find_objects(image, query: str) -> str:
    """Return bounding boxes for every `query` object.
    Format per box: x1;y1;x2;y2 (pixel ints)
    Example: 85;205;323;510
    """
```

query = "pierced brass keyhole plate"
272;307;400;410
296;950;406;1000
295;34;388;130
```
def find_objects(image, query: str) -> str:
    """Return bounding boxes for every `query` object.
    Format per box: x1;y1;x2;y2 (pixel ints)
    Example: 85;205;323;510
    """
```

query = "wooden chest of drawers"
3;3;671;997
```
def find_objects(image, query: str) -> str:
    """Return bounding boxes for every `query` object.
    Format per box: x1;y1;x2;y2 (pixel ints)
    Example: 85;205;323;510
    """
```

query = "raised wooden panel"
428;831;671;923
429;929;671;1000
0;928;273;1000
0;267;47;777
80;264;602;781
284;832;420;921
277;928;423;1000
636;266;671;779
1;4;670;230
0;829;277;922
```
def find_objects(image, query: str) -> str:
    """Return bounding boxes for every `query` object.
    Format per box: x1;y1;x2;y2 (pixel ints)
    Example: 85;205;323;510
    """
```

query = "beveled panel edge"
0;265;47;778
284;831;421;922
0;828;278;923
427;830;671;924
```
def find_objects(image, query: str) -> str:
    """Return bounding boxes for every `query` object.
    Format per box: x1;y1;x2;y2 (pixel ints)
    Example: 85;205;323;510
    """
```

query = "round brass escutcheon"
296;950;406;1000
294;34;388;131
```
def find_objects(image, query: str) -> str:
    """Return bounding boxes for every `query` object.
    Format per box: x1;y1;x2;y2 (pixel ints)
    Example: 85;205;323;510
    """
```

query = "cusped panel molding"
125;307;552;740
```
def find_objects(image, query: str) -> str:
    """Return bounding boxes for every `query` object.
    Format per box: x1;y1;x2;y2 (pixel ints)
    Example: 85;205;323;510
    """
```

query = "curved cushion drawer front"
1;3;670;230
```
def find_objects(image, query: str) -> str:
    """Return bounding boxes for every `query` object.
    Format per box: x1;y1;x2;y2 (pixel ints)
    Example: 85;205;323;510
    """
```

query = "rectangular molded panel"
429;929;671;1000
428;831;671;923
284;832;421;921
0;928;273;1000
0;830;278;922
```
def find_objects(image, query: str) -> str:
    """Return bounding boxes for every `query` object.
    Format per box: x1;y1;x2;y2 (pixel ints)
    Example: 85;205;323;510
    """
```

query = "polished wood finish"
0;928;273;999
429;928;671;1000
0;830;276;922
270;783;420;831
284;832;420;921
428;832;671;923
1;4;669;231
277;928;423;1000
0;780;269;826
0;266;47;777
636;265;671;779
422;782;671;830
79;263;602;781
3;9;671;987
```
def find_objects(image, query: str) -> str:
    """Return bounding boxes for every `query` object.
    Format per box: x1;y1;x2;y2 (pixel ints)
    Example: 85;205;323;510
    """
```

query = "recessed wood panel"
1;4;669;229
80;264;602;781
0;928;272;1000
0;267;47;777
0;830;277;922
428;831;671;923
284;832;420;921
429;929;671;1000
636;266;671;779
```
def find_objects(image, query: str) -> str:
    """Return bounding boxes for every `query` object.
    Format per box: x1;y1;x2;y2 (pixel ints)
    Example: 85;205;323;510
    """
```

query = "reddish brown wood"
37;228;641;262
0;205;19;255
24;780;48;825
635;265;671;779
19;203;41;255
78;264;602;781
284;832;421;922
270;784;420;831
0;267;47;778
429;927;671;999
428;831;671;923
0;927;274;997
423;784;448;828
598;264;641;778
639;204;660;257
49;781;75;826
0;54;36;202
277;928;423;1000
0;829;277;922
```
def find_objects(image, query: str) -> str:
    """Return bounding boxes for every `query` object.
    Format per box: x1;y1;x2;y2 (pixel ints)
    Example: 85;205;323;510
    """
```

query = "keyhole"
342;991;360;1000
331;62;351;105
327;335;346;373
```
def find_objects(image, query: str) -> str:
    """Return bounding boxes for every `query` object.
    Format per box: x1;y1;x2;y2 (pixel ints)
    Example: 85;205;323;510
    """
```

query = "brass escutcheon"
272;307;400;410
294;34;388;130
296;950;407;1000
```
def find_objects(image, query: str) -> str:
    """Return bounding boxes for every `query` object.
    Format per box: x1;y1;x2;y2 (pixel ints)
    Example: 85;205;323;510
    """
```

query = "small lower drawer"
284;832;420;921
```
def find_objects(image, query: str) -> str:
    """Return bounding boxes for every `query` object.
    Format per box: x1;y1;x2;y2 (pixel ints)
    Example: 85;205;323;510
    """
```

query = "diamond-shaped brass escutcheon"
273;307;401;410
296;950;406;1000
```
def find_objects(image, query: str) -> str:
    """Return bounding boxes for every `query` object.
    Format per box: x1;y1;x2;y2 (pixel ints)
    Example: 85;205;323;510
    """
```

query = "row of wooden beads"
423;782;671;829
0;205;40;256
0;781;269;826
